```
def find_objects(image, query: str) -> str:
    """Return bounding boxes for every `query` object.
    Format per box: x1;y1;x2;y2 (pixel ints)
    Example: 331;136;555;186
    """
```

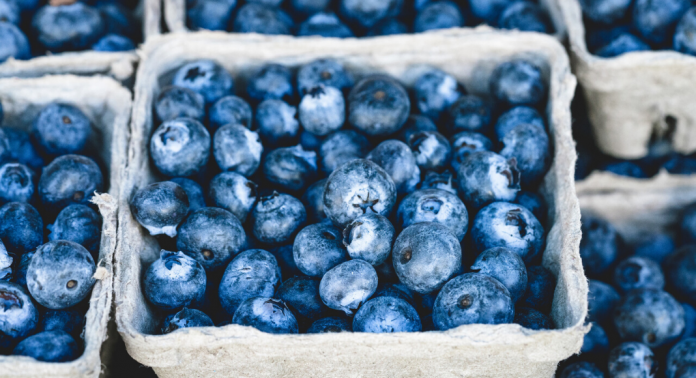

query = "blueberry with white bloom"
353;296;421;333
490;59;546;108
38;154;103;213
161;307;213;334
307;316;352;333
293;222;348;277
367;139;420;194
208;95;252;132
449;132;493;172
150;118;210;177
213;123;262;176
154;86;205;123
319;130;370;175
613;288;685;348
470;247;527;303
397;188;468;241
48;204;102;257
420;170;456;194
348;75;410;136
256;99;299;148
0;202;43;254
172;60;233;105
232;3;292;35
263;145;317;193
471;202;544;263
499;124;551;187
299;86;345;136
413;67;463;122
320;260;378;315
252;191;306;246
219;249;281;316
613;256;665;294
247;64;295;103
143;250;206;312
414;1;463;32
12;331;78;362
0;162;34;204
342;213;394;266
494;106;545;141
498;1;552;33
457;151;520;210
208;172;257;222
398;115;437;143
608;342;657;378
297;59;354;95
392;222;462;294
130;181;189;237
446;95;493;135
666;338;696;378
32;103;91;156
0;281;37;350
170;177;206;214
339;0;402;29
232;297;299;334
408;131;451;172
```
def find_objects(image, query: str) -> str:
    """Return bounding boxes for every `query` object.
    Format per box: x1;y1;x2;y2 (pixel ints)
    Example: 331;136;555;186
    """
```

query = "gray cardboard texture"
115;29;587;378
555;0;696;159
0;75;131;378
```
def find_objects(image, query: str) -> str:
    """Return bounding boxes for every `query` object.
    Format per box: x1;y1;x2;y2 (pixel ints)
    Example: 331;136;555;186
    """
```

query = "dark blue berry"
38;155;103;214
595;33;650;57
664;245;696;304
39;309;84;336
340;0;402;29
582;322;610;357
632;0;690;46
397;188;468;241
161;307;213;334
172;60;233;105
293;222;347;277
144;250;206;312
613;288;684;348
12;331;78;362
296;59;354;95
130;181;189;237
48;204;102;257
0;202;43;254
0;281;38;350
367;140;420;194
251;191;306;245
559;362;604;378
150;118;210;177
255;100;299;147
154;86;205;123
247;64;295;104
219;249;281;316
519;265;556;313
213;123;263;176
302;178;327;223
307;316;352;333
446;95;493;134
675;8;696;56
353;296;421;333
232;297;299;334
470;247;527;303
613;256;664;294
494;106;545;141
498;1;551;33
233;4;292;35
667;338;696;378
276;276;329;326
342;213;394;266
0;22;30;63
263;145;317;193
450;132;493;172
209;95;252;131
32;103;91;156
513;306;553;329
420;170;456;194
91;34;134;52
468;0;513;24
187;0;238;31
608;342;657;378
170;177;206;214
499;124;551;187
298;12;354;38
319;130;370;175
490;59;546;108
32;3;105;52
578;0;632;24
414;1;463;32
580;213;619;277
2;128;44;171
320;259;377;315
348;75;410;136
587;279;619;326
0;162;34;204
413;68;462;122
208;172;257;222
457;151;520;210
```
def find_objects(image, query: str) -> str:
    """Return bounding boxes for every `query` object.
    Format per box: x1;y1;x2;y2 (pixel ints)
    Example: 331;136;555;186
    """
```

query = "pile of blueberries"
0;0;141;64
186;0;554;37
580;0;696;57
131;56;558;336
0;102;105;361
558;206;696;377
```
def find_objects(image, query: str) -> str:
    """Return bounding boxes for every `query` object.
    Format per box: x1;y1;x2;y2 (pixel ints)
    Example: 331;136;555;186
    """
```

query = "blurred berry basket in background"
555;0;696;161
0;0;161;82
163;0;566;40
114;29;586;378
0;75;130;377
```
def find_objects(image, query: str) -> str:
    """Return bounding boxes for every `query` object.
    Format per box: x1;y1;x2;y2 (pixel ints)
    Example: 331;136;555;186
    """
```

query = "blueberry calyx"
0;290;22;311
162;251;183;270
72;191;84;201
505;209;528;237
458;294;473;309
184;67;204;81
66;280;77;289
320;71;332;80
420;197;443;214
62;116;71;124
201;249;214;260
5;166;30;186
350;191;379;213
308;86;326;98
263;298;289;314
400;247;412;264
373;90;386;100
322;231;337;240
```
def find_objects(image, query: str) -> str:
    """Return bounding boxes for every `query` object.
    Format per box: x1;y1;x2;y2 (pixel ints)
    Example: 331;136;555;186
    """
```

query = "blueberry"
232;297;299;334
255;100;300;147
39;154;103;214
0;281;37;350
586;23;632;52
91;33;134;52
632;0;690;46
468;0;513;24
276;276;328;325
450;132;493;172
664;245;696;304
296;59;354;96
667;338;696;378
269;244;303;279
353;296;421;333
397;188;468;241
263;145;317;193
208;172;257;222
319;260;378;315
581;216;620;281
251;191;306;245
399;115;438;143
494;106;545;141
48;204;102;257
607;342;657;378
674;364;696;377
323;159;396;228
446;95;493;135
348;75;410;136
413;68;463;122
373;282;418;307
417;172;452;194
39;309;84;336
319;130;370;175
500;124;551;187
456;151;520;210
299;86;345;137
578;0;632;24
0;202;43;254
408;131;452;172
12;331;78;362
152;118;210;178
186;0;237;31
681;303;696;342
470;247;527;303
293;222;347;277
27;240;96;309
342;213;394;265
0;163;34;204
0;22;30;63
97;2;138;39
247;64;295;104
558;362;605;378
582;322;610;357
219;249;281;316
514;190;546;224
291;0;330;15
154;86;205;123
177;207;248;271
11;251;32;289
595;33;650;57
392;222;462;294
513;306;553;329
613;256;664;294
367;17;408;36
498;1;551;33
664;154;696;175
172;60;233;105
587;279;620;326
433;273;514;330
682;204;696;244
366;139;420;194
340;0;402;29
170;177;206;213
490;59;546;108
209;95;252;131
414;1;463;32
300;130;321;152
519;265;556;313
613;288;684;348
144;250;206;312
302;178;327;223
307;316;352;333
471;202;544;263
32;3;105;52
0;240;10;280
2;128;44;171
161;307;214;334
233;3;292;35
32;103;91;156
675;8;696;56
298;12;354;38
0;0;19;25
213;123;263;176
130;181;189;237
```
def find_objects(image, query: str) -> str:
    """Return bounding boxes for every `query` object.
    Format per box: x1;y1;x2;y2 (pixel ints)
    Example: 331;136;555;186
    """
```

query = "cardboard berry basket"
0;0;162;82
115;29;587;378
163;0;567;40
0;75;131;378
576;170;696;198
554;0;696;160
